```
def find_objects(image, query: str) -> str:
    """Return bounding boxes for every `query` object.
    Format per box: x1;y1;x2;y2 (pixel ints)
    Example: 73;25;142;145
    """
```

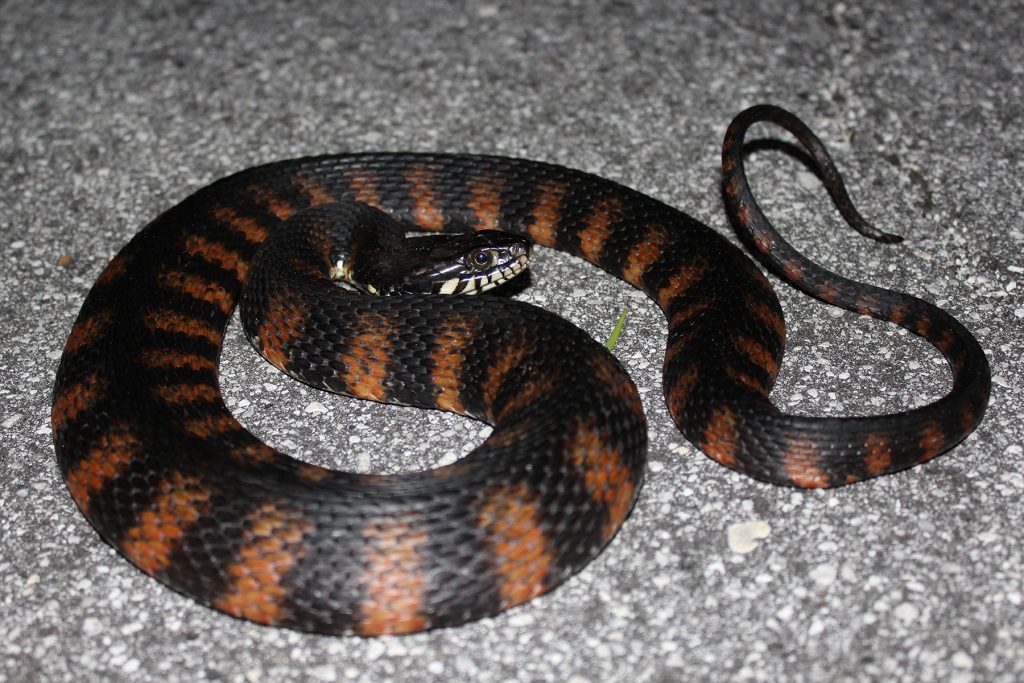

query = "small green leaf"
604;308;629;350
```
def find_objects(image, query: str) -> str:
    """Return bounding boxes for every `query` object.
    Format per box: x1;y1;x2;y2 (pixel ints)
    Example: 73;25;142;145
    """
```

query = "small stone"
82;617;103;636
507;611;535;627
951;651;973;669
893;602;919;623
365;640;385;660
477;3;499;18
309;664;337;681
727;519;771;553
665;652;686;668
435;451;459;467
809;563;837;587
120;621;144;636
797;170;819;190
2;414;23;429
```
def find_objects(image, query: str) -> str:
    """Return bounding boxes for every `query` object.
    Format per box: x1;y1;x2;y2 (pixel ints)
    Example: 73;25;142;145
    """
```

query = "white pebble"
893;602;919;623
365;639;386;660
309;664;337;681
507;611;535;627
120;621;144;636
797;171;819;190
476;3;499;18
809;563;837;587
727;520;771;553
82;617;103;636
652;574;671;589
951;651;973;669
435;451;459;467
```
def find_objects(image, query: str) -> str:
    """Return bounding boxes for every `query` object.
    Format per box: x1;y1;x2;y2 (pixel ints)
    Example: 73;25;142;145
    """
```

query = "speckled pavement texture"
2;1;1021;681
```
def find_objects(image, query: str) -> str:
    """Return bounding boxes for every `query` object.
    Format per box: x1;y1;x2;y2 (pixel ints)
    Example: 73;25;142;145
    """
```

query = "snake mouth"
434;252;530;295
345;229;534;296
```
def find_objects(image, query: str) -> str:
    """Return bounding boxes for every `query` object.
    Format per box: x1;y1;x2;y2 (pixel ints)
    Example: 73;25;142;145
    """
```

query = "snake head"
385;230;533;295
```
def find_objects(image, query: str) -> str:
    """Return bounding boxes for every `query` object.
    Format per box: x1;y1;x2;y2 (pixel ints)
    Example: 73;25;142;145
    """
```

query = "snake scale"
51;106;990;635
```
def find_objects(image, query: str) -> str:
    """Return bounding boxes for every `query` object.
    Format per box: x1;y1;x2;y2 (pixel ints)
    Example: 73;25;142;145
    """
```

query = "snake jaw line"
434;253;530;296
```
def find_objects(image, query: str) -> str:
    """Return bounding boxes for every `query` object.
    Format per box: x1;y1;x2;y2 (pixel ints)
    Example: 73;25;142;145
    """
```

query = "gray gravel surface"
2;1;1021;681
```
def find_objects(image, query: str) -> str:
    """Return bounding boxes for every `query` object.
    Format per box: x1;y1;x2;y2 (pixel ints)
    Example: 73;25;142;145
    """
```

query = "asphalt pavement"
1;1;1021;681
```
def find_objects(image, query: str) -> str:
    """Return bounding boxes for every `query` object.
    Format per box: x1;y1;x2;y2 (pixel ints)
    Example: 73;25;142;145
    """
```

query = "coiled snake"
52;106;990;635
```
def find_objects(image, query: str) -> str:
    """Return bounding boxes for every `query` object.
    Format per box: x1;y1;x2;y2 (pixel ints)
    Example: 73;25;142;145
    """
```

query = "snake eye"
470;249;494;269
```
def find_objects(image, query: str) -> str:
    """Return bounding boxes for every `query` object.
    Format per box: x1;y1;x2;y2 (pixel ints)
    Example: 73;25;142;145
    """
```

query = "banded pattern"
52;106;990;635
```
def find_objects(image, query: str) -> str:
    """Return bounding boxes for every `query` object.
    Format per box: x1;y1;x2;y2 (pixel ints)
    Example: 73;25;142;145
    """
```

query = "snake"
51;105;991;635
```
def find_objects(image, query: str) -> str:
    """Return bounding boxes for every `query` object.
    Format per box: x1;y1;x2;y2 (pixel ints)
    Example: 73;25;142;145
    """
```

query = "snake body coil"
52;106;990;635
